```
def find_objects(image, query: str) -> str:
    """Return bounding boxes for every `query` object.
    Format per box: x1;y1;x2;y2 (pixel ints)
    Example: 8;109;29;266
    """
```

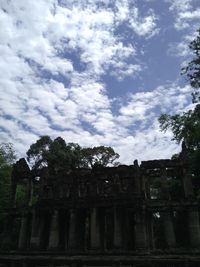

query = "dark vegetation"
26;136;120;171
159;28;200;198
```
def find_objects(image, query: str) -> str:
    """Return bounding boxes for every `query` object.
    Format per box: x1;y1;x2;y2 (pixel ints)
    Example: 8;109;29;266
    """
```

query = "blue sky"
0;0;200;163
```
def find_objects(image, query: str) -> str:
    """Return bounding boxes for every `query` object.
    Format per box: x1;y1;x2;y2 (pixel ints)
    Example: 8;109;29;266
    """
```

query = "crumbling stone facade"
1;144;200;266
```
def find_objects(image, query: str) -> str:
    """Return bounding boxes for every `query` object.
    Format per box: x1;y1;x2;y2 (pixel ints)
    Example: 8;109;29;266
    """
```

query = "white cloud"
166;0;200;30
0;0;159;81
116;84;191;136
166;0;200;61
129;8;159;38
167;0;193;12
0;0;193;164
168;41;190;57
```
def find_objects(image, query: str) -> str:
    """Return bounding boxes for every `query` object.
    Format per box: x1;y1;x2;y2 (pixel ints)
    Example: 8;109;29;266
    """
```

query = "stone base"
1;251;200;267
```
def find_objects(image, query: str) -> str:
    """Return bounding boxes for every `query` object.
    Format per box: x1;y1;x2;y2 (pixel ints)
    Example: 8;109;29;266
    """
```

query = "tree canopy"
26;135;52;169
159;28;200;197
81;146;119;168
159;104;200;150
182;28;200;102
0;143;16;209
26;136;120;171
47;138;82;173
0;143;16;231
27;136;82;172
159;28;200;152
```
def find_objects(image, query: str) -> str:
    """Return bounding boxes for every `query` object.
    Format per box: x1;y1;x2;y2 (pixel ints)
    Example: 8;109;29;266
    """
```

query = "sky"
0;0;200;164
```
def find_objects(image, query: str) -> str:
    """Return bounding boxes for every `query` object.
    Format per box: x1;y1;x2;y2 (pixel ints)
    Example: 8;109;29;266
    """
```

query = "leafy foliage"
81;146;120;168
159;28;200;153
27;136;82;172
26;136;120;171
159;29;200;198
26;135;52;169
0;143;16;211
0;143;16;166
159;104;200;193
47;137;82;173
159;104;200;150
182;29;200;102
0;143;16;245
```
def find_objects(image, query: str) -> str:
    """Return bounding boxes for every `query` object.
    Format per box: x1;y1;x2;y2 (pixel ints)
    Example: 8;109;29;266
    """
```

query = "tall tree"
47;137;82;173
26;136;82;172
159;28;200;151
0;143;16;235
182;28;200;102
159;104;200;150
159;105;200;196
27;136;120;171
81;146;119;168
159;28;200;196
26;135;52;169
0;143;16;210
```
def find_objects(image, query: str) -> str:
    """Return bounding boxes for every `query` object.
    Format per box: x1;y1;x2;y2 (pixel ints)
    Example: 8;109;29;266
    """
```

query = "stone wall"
6;155;200;252
1;146;200;266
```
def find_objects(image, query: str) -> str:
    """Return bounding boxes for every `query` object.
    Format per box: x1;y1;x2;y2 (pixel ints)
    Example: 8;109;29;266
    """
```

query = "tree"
47;137;82;173
159;29;200;198
26;136;82;172
0;144;16;240
0;143;16;211
182;28;200;102
26;135;52;169
159;104;200;150
0;143;16;166
81;146;120;168
159;106;200;197
27;137;120;171
159;28;200;153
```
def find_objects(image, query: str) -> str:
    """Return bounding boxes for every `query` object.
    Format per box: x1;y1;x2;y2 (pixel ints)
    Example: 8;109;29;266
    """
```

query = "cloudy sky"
0;0;200;163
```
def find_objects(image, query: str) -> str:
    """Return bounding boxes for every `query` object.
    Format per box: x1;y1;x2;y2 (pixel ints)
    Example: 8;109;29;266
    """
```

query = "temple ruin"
1;143;200;266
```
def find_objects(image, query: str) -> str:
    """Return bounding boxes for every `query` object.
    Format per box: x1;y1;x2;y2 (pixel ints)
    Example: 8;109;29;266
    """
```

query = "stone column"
18;216;28;249
134;210;147;249
181;142;194;198
146;212;155;249
64;211;70;250
143;176;150;199
28;178;33;206
90;208;100;249
48;210;59;249
188;207;200;247
68;209;77;249
11;181;17;208
182;168;194;198
113;207;122;248
133;160;141;195
162;211;176;248
30;210;41;249
160;167;170;200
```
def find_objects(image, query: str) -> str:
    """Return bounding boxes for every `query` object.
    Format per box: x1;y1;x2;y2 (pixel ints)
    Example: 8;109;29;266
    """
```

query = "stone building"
0;144;200;266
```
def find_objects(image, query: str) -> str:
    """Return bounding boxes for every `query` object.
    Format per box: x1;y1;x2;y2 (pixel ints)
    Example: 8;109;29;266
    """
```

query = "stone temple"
1;143;200;266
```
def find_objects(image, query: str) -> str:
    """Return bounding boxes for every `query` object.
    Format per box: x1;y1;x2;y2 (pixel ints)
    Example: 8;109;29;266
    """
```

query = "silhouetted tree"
182;28;200;102
27;136;120;171
81;146;119;168
27;136;82;172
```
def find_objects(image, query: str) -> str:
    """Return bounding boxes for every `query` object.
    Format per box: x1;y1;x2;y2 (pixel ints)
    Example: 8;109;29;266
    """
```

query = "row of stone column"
18;207;147;250
18;206;200;250
149;207;200;249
